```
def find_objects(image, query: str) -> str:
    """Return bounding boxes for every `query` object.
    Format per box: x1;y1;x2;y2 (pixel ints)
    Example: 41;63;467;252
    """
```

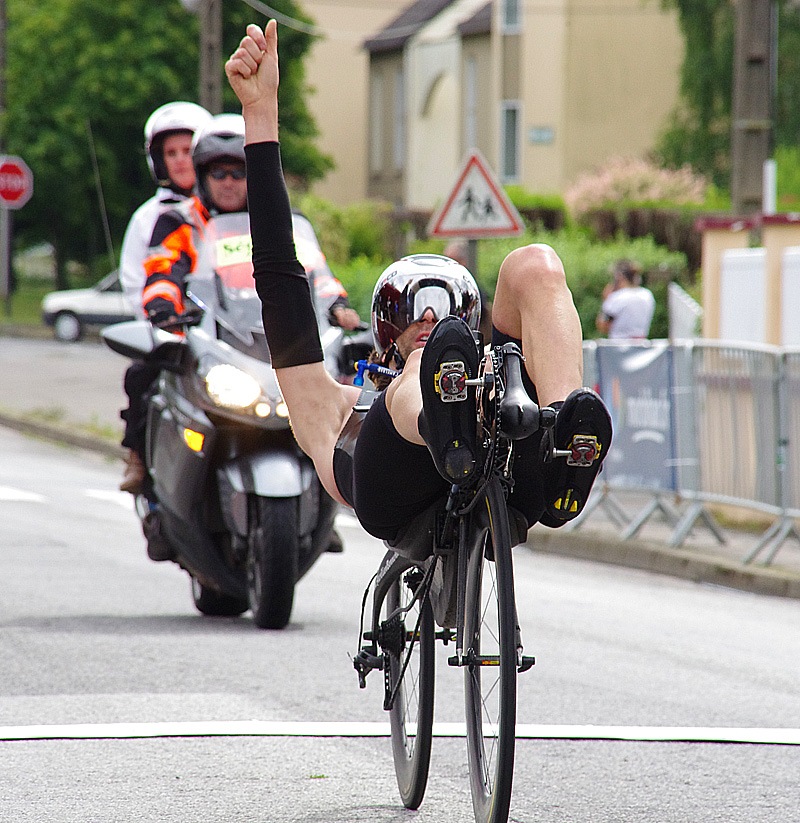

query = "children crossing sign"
427;149;524;239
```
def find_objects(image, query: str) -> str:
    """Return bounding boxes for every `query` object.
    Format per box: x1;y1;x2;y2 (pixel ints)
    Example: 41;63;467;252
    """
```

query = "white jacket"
119;189;188;318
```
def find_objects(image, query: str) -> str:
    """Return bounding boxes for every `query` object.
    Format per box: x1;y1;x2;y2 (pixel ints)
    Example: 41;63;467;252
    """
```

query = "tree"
658;1;800;191
4;0;331;286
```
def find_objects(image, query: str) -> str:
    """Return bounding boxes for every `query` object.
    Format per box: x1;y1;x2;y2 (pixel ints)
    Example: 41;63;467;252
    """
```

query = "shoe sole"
419;317;480;484
542;390;612;524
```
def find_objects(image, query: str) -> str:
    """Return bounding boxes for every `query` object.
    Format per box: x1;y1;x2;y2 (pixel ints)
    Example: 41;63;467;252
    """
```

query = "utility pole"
199;0;223;114
731;0;776;214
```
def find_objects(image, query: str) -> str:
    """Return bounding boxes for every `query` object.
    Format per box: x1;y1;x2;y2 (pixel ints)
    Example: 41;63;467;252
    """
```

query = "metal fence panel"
689;342;781;513
782;349;800;515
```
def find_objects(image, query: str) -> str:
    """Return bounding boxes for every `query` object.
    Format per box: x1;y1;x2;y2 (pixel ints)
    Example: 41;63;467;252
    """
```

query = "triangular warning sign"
427;150;524;239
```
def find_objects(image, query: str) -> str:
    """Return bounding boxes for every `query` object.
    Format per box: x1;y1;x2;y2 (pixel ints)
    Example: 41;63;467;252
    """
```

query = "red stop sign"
0;156;33;209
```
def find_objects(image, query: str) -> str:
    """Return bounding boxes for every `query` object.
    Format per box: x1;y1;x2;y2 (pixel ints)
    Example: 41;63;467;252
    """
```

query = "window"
501;0;521;34
369;71;384;174
464;56;478;150
393;67;405;171
500;101;520;181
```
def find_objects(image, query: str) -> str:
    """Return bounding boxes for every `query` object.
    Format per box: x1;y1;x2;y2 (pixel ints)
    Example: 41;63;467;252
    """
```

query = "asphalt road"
1;426;799;822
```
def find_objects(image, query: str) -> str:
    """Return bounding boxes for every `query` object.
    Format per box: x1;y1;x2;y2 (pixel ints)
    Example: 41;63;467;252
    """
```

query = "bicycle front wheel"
375;558;436;810
463;477;518;823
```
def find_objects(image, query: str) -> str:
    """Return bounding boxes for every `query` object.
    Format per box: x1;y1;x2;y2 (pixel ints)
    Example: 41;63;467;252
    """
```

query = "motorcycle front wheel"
247;496;299;629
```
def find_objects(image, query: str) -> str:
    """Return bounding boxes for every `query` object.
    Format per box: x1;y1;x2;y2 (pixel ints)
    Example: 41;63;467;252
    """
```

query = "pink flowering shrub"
564;157;707;221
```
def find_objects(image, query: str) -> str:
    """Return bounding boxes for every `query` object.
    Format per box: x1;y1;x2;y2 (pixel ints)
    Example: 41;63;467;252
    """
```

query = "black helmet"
191;113;246;208
371;254;481;355
144;101;212;187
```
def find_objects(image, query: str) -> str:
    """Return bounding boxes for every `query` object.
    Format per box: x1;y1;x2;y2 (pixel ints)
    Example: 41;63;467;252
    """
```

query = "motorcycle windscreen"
192;212;262;345
192;212;335;339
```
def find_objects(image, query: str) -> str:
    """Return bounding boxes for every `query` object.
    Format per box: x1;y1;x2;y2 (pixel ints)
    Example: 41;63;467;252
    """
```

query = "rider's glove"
146;299;179;328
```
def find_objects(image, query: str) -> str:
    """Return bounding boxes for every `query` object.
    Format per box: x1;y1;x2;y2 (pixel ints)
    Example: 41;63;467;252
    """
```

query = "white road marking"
335;512;361;528
85;489;135;509
0;721;798;745
0;486;45;503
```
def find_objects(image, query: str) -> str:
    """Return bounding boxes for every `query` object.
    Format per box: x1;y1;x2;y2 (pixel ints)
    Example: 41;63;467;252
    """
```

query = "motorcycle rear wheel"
247;496;299;629
191;578;249;617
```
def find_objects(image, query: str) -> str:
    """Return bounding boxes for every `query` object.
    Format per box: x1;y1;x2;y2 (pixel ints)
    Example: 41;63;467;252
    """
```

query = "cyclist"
225;21;612;547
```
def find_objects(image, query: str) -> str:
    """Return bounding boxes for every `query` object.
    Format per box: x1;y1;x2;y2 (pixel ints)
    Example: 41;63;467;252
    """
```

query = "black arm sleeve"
245;141;323;369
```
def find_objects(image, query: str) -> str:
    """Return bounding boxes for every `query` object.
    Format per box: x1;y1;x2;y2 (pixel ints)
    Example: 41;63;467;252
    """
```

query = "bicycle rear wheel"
463;477;517;823
375;557;436;810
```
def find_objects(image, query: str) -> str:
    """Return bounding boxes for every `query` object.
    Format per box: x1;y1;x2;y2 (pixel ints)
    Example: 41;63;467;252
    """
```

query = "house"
300;1;410;205
361;0;684;213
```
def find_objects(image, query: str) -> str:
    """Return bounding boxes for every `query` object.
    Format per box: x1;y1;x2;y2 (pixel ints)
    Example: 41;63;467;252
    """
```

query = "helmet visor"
408;284;454;323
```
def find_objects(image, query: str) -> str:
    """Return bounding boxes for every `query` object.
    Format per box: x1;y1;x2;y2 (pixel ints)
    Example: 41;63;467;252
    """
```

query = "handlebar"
153;310;203;332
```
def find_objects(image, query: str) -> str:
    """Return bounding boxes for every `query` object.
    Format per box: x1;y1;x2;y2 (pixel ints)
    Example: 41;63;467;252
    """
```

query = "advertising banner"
595;341;676;492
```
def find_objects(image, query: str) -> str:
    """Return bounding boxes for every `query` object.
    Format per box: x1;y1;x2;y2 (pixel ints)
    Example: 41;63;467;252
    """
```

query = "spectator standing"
596;259;655;339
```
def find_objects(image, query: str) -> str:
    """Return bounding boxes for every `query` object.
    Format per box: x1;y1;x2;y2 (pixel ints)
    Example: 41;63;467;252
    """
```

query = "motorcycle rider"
128;112;353;557
119;101;212;494
225;21;612;546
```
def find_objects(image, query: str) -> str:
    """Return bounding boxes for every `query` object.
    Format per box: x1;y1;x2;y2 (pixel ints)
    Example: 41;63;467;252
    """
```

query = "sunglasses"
208;167;246;181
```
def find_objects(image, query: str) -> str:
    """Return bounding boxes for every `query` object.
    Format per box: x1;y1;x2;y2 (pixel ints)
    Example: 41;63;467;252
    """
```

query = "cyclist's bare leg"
491;243;583;407
384;349;425;446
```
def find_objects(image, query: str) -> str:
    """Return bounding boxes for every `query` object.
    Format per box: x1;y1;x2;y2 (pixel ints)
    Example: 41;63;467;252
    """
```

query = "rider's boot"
539;388;612;527
119;449;146;495
417;316;480;485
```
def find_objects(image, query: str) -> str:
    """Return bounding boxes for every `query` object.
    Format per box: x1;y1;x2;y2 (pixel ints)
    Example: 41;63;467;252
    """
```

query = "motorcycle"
103;211;361;629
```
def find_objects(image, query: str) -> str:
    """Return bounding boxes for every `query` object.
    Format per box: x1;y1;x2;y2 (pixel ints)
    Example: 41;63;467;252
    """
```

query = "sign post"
0;155;34;315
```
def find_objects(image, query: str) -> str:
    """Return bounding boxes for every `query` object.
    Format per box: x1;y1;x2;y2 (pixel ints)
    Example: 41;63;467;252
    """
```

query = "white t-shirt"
119;189;186;318
601;286;656;339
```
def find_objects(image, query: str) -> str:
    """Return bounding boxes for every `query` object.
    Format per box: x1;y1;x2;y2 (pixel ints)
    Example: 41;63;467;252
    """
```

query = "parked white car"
41;270;135;342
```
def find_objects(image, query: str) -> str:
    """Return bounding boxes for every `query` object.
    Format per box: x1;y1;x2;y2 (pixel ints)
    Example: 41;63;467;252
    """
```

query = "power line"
238;0;673;43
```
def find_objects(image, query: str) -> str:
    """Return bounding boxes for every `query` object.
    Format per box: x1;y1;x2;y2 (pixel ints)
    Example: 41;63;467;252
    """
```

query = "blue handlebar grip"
353;360;368;387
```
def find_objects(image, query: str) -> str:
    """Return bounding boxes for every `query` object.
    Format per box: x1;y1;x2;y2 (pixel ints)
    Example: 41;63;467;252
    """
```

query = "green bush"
327;256;387;320
296;194;396;265
413;228;687;340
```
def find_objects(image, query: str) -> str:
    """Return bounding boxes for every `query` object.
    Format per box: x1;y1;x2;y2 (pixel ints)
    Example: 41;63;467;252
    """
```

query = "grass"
0;278;51;327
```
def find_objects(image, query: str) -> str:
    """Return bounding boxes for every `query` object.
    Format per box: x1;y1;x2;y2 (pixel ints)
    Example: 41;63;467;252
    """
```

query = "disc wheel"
376;561;436;810
247;496;299;629
463;478;518;823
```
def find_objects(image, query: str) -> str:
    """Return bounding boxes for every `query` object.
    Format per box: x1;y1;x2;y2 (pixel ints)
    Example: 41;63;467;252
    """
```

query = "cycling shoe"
417;316;480;484
539;388;612;527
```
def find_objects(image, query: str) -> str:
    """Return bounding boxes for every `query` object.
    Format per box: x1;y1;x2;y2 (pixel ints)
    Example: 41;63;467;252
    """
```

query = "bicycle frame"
353;341;551;822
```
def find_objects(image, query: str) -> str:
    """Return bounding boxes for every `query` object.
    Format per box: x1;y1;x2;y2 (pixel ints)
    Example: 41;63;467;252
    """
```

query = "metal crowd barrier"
574;339;800;565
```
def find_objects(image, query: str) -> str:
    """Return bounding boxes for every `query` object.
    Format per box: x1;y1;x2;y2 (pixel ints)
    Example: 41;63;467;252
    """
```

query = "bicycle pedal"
566;434;602;467
434;360;468;403
435;629;456;644
518;655;536;673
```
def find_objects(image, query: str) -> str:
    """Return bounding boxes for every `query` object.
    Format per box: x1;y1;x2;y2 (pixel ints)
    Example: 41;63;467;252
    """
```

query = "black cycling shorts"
348;329;545;543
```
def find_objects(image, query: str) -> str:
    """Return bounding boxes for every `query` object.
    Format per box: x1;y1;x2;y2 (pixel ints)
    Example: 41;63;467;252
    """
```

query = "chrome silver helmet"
371;254;481;354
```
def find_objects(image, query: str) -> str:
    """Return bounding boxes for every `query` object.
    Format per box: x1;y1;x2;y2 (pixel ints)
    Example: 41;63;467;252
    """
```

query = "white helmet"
191;114;247;208
144;101;212;187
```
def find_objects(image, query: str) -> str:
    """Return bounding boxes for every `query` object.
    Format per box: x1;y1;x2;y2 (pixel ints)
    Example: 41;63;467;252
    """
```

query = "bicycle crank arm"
447;652;501;667
447;652;536;672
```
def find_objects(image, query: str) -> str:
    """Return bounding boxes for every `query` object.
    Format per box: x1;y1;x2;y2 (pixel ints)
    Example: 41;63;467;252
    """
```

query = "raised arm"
225;22;361;507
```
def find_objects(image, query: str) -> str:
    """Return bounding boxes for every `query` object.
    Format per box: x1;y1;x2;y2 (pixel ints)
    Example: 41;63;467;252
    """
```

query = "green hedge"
333;227;689;340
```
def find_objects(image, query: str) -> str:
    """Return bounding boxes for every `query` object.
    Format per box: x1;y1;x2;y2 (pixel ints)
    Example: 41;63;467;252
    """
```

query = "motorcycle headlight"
205;364;262;409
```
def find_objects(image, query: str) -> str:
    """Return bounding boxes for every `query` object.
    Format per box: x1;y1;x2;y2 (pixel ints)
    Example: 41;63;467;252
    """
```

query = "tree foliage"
658;1;800;190
4;0;332;284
